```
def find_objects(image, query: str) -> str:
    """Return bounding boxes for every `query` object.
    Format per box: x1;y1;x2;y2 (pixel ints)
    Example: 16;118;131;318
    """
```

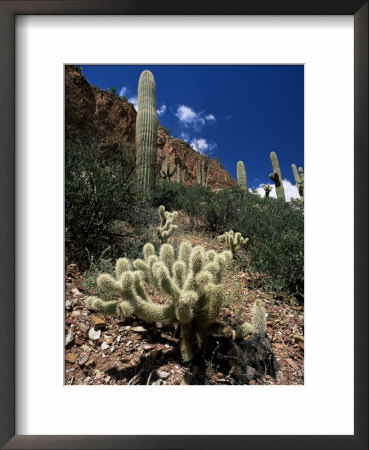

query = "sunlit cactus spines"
160;154;177;181
252;299;267;334
269;151;285;201
217;230;249;256
156;205;178;244
87;240;236;362
196;160;209;187
237;161;248;192
292;164;304;200
136;70;158;200
235;299;267;339
263;184;273;198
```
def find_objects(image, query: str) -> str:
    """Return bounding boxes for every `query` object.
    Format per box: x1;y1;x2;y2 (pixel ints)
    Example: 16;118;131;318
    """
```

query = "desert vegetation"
65;68;304;385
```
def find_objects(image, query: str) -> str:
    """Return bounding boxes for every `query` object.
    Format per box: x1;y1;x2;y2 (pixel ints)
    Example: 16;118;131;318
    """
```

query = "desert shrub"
65;139;141;266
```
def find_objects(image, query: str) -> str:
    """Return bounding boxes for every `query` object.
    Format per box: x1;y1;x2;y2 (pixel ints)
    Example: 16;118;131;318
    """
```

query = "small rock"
71;288;82;296
105;376;111;383
131;326;147;333
105;337;113;345
110;346;115;353
143;344;152;351
88;328;101;341
65;331;74;348
78;322;89;333
84;377;91;383
117;335;121;343
272;343;284;350
66;318;73;325
82;344;90;351
72;310;81;317
92;316;107;330
164;344;170;349
65;352;78;363
249;380;256;385
126;341;132;347
101;342;109;350
85;358;95;367
78;353;89;366
286;358;299;370
156;370;170;380
95;370;102;379
65;300;72;310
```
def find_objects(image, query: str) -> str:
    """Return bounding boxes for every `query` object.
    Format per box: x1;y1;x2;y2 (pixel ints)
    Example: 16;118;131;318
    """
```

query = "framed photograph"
1;1;367;449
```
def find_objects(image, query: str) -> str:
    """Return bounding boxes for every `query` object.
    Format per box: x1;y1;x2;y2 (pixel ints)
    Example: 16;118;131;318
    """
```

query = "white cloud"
119;86;128;97
175;105;215;131
205;114;216;122
157;104;167;116
128;96;138;111
189;137;217;155
180;132;190;141
254;179;299;202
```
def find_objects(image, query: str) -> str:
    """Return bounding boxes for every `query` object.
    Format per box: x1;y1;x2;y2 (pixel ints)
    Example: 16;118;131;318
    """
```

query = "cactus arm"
269;152;285;201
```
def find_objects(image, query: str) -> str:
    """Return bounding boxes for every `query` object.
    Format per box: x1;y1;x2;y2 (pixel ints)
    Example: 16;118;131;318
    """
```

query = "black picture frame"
0;1;367;449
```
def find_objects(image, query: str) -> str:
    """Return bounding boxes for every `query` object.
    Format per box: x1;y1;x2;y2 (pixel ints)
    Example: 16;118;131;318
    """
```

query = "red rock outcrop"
65;65;235;189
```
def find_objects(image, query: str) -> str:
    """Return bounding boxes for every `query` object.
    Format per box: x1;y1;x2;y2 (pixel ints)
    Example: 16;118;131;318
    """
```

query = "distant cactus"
235;299;266;339
196;160;209;187
269;151;285;201
136;70;158;200
160;154;177;181
237;161;248;192
292;164;304;200
87;241;237;362
176;164;181;183
263;184;273;198
217;230;249;256
156;205;178;244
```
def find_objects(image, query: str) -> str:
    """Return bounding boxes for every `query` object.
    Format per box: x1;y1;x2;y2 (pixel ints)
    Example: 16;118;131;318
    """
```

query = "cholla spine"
87;241;233;362
135;70;158;200
237;161;248;192
263;184;273;197
292;164;304;200
269;151;285;201
156;205;178;244
217;230;249;256
160;154;176;181
196;160;209;187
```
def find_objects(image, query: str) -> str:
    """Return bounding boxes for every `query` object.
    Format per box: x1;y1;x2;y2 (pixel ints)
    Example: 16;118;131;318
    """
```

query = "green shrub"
65;139;140;265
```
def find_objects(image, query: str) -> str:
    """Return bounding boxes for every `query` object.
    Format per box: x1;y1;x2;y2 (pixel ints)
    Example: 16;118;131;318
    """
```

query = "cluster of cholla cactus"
292;164;304;201
87;240;240;361
269;151;285;201
135;70;158;200
217;230;249;256
160;154;176;181
156;205;178;244
263;184;273;198
196;160;209;187
237;161;248;192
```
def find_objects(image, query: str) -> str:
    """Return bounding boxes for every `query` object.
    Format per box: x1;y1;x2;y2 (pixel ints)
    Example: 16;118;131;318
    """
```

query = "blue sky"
80;65;304;198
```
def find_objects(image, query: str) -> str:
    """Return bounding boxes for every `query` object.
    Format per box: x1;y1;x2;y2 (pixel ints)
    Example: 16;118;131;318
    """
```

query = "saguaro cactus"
156;205;178;244
269;151;285;201
237;161;248;192
263;184;273;198
136;70;158;200
217;230;249;256
160;154;176;181
196;160;209;187
292;164;304;200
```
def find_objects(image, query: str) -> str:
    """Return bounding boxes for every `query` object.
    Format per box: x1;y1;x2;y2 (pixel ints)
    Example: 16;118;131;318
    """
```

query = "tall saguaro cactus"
136;70;158;200
160;154;176;181
292;164;304;200
237;161;248;192
269;151;285;201
196;160;209;187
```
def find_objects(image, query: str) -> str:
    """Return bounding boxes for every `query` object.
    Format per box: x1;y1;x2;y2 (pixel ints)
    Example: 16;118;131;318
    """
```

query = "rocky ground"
65;231;304;386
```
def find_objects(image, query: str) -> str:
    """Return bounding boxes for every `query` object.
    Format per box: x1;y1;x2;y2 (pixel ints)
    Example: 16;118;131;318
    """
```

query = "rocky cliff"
65;65;235;189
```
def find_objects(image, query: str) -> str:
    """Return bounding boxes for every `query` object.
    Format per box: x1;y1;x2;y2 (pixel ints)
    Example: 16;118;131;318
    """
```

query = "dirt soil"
65;230;304;386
